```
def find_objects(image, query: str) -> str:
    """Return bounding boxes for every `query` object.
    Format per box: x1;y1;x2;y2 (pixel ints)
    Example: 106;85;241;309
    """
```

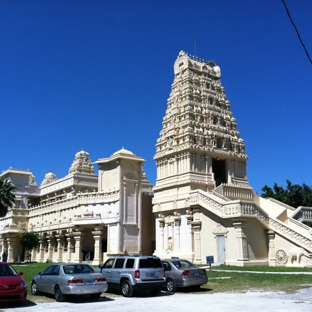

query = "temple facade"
1;51;312;267
152;51;312;267
0;148;154;264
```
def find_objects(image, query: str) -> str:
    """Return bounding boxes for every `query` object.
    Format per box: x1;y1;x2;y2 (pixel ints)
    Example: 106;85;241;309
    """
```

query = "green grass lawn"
11;262;312;302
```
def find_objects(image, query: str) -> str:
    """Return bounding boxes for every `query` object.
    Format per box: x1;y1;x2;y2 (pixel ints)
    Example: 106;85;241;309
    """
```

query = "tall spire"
154;51;248;195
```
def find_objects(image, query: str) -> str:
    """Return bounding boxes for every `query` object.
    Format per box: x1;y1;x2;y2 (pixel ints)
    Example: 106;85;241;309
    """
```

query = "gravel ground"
1;288;312;312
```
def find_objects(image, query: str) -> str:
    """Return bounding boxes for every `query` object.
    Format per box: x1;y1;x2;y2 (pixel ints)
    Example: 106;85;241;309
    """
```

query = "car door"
162;261;173;279
38;265;57;293
101;258;116;286
45;265;60;294
111;258;125;286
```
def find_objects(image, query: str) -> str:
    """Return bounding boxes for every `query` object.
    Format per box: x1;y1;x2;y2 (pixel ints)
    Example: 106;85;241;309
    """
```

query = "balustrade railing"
190;189;312;251
29;190;119;216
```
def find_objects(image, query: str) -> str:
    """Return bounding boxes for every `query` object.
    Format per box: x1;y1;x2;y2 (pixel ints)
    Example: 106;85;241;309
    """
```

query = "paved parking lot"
1;288;312;312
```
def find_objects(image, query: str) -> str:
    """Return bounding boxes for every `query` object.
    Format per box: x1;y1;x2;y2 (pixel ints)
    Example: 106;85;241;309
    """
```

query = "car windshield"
0;264;18;276
63;264;95;274
139;257;163;268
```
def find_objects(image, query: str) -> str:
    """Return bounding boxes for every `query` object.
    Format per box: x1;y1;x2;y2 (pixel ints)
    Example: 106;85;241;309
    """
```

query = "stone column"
73;230;84;263
39;238;45;262
174;214;181;251
66;235;74;262
191;208;202;263
56;234;64;263
267;230;276;265
92;227;103;265
7;236;15;263
186;211;194;255
158;216;165;252
192;221;202;263
233;220;249;261
46;236;53;262
0;235;7;259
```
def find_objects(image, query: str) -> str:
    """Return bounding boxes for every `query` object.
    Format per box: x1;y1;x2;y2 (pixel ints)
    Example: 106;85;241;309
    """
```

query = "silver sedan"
162;259;208;292
31;263;108;302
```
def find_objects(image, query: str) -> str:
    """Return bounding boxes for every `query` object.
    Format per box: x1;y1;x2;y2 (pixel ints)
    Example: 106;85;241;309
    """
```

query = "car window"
114;258;125;269
0;264;10;276
63;265;75;274
172;261;181;269
139;257;163;268
42;265;56;275
162;261;171;271
104;259;115;268
51;265;60;275
180;260;195;268
125;258;135;268
81;265;94;273
73;265;84;273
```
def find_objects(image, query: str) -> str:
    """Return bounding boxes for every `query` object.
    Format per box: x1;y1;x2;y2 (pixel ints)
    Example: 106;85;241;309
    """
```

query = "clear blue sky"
1;0;311;194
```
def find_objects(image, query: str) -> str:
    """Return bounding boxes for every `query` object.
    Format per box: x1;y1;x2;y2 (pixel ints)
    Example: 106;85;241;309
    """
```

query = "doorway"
212;158;226;186
217;235;226;264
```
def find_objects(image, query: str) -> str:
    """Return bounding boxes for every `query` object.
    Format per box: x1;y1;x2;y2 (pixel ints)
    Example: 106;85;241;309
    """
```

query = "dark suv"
99;255;165;297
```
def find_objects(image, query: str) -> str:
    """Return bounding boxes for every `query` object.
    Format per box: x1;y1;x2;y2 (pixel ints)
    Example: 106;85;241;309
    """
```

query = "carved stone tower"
153;51;249;210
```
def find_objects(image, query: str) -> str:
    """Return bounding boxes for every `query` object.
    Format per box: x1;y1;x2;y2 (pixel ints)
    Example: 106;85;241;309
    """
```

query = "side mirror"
18;271;23;276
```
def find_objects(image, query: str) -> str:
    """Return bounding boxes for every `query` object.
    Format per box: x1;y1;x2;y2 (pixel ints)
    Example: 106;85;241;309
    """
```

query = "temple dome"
68;148;95;175
113;147;134;155
41;171;57;186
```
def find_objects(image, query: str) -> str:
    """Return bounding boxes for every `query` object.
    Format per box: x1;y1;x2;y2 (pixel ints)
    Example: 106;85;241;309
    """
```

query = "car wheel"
90;293;102;300
166;278;176;292
54;285;66;302
31;281;40;295
121;280;133;297
150;288;161;296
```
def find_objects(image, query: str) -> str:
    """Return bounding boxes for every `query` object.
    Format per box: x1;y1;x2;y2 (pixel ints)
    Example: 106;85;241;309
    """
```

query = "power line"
281;0;312;65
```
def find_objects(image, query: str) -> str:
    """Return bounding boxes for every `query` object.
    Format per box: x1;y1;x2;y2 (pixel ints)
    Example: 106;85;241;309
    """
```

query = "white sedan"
31;263;108;302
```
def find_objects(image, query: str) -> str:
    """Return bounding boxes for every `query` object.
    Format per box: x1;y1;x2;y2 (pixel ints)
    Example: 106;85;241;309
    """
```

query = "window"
139;257;163;268
42;265;56;275
125;258;135;268
162;261;171;271
104;259;115;269
114;258;125;269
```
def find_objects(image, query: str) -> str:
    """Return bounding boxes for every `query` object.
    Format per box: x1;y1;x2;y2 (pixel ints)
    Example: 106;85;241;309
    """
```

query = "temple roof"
68;148;95;175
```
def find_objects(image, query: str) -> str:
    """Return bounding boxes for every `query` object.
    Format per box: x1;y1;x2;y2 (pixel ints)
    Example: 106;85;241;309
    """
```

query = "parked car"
98;255;166;297
161;258;208;292
0;262;27;303
31;263;108;302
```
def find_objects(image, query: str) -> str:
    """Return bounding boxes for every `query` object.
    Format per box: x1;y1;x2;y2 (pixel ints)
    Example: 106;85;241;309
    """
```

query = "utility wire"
281;0;312;65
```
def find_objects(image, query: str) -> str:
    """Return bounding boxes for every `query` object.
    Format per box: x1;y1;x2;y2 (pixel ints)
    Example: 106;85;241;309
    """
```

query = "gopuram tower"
153;51;253;261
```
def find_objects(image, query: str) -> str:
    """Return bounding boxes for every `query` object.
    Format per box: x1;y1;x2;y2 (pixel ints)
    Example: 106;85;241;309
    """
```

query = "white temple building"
1;51;312;267
0;148;155;265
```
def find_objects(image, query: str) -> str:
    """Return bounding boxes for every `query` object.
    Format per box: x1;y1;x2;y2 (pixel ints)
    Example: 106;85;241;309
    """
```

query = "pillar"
267;230;276;265
66;235;74;262
233;220;249;261
73;230;83;263
92;227;103;265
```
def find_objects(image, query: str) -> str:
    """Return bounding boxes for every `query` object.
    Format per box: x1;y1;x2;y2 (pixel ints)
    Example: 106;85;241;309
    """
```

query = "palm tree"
0;176;17;217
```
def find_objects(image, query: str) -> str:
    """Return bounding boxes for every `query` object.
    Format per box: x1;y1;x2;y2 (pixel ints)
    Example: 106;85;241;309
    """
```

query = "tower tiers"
153;51;249;200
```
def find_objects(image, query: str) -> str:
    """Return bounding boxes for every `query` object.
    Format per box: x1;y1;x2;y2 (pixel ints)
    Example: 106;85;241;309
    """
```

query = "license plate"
84;279;94;284
146;272;157;278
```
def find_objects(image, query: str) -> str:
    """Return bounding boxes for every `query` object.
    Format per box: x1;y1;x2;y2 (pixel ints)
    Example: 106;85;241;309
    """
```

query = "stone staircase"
189;188;312;253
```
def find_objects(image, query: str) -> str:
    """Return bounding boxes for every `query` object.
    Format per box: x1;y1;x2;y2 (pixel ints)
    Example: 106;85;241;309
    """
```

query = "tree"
19;230;41;262
0;176;17;217
261;180;312;208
